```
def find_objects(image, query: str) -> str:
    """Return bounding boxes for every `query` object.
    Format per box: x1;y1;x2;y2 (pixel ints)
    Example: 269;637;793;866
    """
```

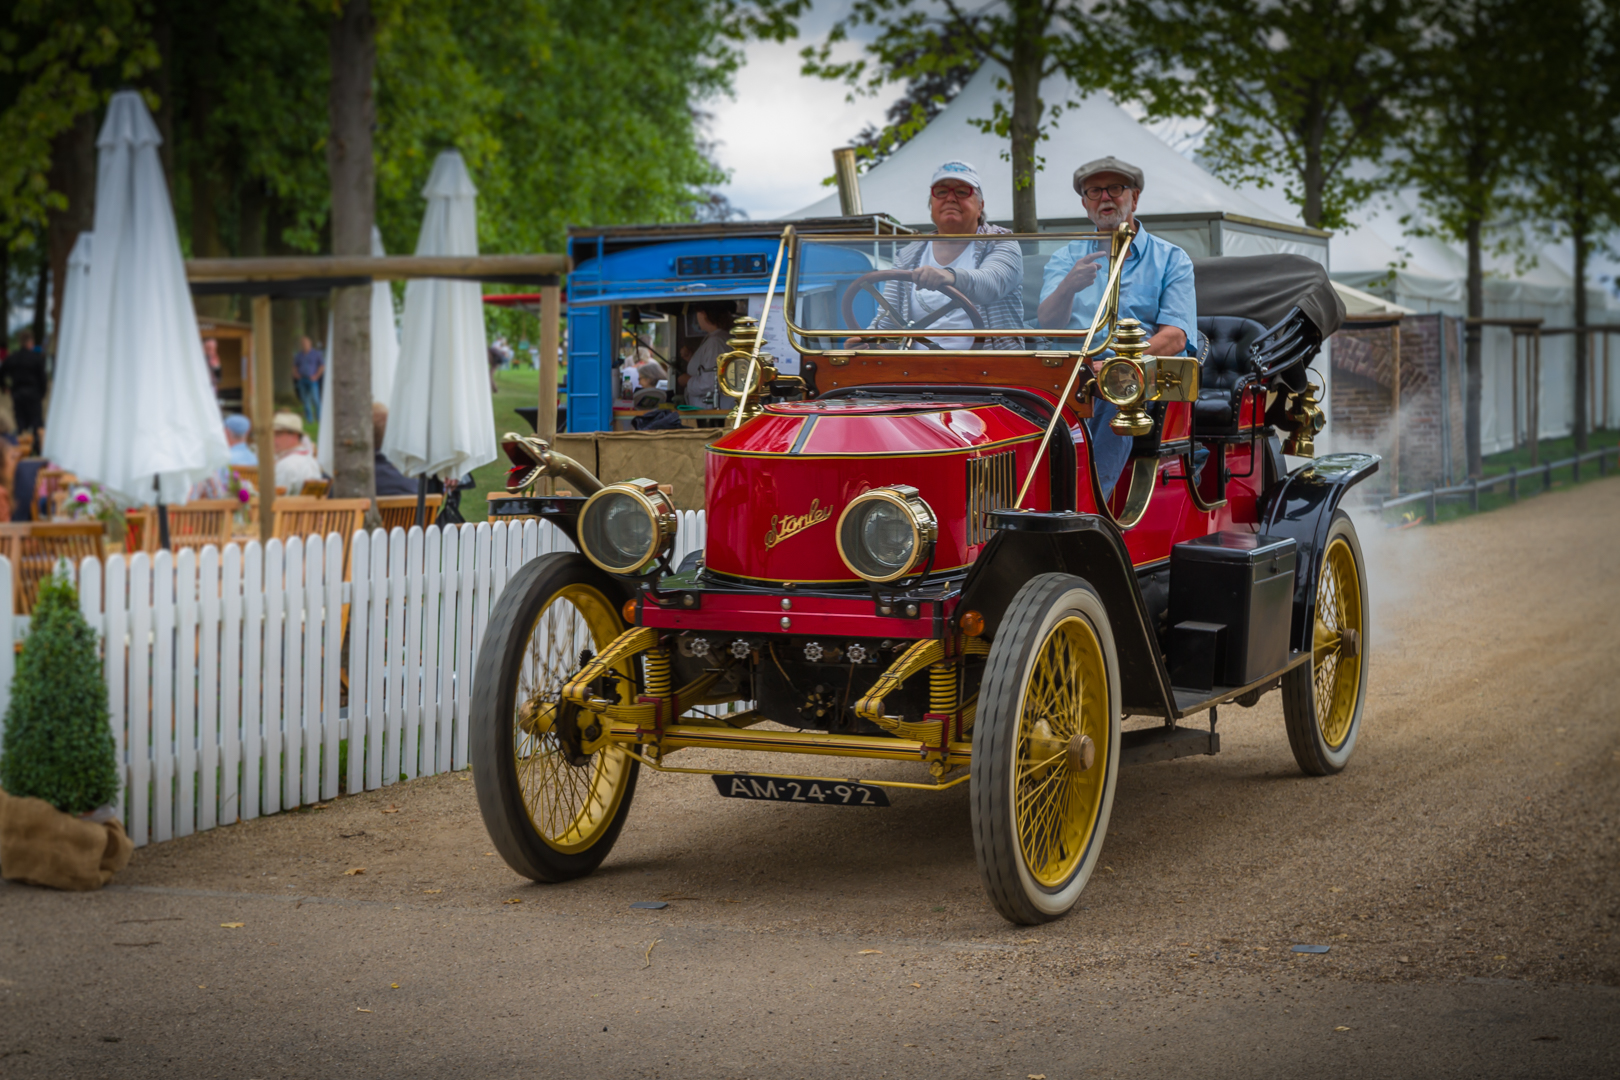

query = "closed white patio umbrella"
317;226;402;473
43;232;94;423
383;150;495;481
44;91;228;504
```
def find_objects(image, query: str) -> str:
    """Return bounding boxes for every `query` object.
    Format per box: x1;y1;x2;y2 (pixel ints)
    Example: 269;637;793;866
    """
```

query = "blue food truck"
563;215;910;433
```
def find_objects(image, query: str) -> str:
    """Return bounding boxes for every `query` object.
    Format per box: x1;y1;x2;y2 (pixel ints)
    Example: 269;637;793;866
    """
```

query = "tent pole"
1445;314;1458;482
252;296;277;543
538;281;561;495
1511;332;1521;450
1530;328;1540;467
415;474;427;529
1390;324;1401;496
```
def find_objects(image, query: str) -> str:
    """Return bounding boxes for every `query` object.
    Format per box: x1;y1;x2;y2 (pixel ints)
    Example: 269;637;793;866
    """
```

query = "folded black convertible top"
1191;253;1345;339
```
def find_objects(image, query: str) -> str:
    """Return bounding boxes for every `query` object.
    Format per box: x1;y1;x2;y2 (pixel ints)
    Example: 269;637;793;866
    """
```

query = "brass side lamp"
1281;380;1326;457
1093;318;1200;436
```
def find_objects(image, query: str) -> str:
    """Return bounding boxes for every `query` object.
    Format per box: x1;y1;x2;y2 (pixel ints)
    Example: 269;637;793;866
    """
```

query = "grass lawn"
463;367;546;523
1379;428;1620;526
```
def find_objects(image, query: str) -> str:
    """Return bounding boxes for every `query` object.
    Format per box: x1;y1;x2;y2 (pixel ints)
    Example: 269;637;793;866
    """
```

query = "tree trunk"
31;259;48;345
1572;210;1588;453
46;112;96;353
187;7;230;319
1464;216;1483;477
267;199;302;408
327;0;377;503
1007;0;1044;232
150;1;175;193
1300;109;1326;230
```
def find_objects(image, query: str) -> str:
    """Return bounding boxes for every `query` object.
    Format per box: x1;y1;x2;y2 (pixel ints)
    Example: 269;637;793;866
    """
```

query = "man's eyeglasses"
1082;183;1133;201
930;184;977;202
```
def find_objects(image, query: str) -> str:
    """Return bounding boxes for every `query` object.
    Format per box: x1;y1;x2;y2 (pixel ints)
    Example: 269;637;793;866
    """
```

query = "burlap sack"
554;429;727;511
0;788;133;891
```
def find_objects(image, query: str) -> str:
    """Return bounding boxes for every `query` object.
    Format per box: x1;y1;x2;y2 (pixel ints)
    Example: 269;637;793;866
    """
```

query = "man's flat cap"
1073;156;1145;194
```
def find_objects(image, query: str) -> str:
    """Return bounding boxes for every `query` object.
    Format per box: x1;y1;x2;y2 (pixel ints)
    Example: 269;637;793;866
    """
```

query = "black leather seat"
1194;315;1267;435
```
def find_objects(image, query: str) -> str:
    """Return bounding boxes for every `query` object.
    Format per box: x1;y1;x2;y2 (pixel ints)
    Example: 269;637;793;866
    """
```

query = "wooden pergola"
184;253;569;539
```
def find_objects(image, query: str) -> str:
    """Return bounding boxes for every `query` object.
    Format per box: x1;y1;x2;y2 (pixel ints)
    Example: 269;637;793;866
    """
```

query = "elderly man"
272;411;324;495
1038;156;1196;497
223;414;257;466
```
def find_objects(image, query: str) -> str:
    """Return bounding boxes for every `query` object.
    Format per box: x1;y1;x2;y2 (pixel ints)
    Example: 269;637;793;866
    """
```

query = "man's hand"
912;265;957;292
1064;251;1105;292
1037;252;1106;329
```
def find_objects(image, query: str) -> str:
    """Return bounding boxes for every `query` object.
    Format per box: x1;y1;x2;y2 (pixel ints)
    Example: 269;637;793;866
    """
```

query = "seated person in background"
1038;156;1196;498
372;402;418;496
272;411;325;495
224;414;257;465
679;303;735;408
633;360;668;407
855;160;1024;351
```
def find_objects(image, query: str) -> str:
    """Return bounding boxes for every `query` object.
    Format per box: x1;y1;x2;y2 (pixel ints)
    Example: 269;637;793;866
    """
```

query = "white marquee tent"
1238;179;1620;458
792;62;1620;461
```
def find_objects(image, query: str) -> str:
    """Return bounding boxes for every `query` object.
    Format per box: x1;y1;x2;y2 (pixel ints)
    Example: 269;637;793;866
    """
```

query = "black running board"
1121;724;1220;766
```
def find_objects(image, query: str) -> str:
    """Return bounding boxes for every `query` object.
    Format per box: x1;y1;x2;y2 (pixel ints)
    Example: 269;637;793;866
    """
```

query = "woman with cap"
856;160;1025;350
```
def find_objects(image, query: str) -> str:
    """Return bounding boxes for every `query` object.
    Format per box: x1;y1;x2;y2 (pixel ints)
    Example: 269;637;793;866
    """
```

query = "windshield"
784;231;1127;354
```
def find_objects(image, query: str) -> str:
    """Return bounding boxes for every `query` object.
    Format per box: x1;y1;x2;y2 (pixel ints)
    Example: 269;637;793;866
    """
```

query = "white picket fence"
0;512;707;847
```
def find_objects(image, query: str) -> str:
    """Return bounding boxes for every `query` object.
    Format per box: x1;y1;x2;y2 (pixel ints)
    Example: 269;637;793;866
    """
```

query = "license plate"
712;774;890;807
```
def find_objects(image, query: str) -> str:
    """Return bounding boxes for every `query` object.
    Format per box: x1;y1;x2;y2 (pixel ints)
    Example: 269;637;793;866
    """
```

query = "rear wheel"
1282;512;1368;775
972;573;1121;924
470;553;639;882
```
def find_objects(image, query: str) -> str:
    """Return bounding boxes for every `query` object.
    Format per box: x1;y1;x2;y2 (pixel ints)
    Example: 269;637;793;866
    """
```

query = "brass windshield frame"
778;224;1134;358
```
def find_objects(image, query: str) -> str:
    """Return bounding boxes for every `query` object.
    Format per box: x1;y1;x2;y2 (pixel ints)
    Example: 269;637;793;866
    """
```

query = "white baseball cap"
930;160;984;196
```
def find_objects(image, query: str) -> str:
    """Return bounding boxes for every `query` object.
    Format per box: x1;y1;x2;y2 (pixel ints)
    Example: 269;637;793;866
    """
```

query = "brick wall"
1330;313;1466;493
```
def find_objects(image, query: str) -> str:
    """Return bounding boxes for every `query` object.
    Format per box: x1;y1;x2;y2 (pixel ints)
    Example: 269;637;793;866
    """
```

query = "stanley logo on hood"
764;499;833;550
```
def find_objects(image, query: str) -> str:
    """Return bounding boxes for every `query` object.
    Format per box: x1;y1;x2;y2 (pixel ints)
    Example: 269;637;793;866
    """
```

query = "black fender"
1258;452;1380;653
958;510;1177;716
485;494;587;548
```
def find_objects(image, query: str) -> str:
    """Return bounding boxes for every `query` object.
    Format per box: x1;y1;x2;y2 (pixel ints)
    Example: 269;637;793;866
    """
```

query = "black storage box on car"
1166;532;1297;690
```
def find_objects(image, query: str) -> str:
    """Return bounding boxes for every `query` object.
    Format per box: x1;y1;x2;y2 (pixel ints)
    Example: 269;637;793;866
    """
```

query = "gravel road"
4;480;1618;1078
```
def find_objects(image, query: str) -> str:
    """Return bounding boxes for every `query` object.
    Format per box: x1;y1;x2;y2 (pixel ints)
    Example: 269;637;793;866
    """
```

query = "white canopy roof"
789;63;1300;231
44;91;228;503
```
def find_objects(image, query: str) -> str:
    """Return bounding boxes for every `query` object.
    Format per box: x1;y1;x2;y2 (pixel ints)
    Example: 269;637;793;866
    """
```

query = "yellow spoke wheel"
471;553;640;882
973;574;1120;925
1282;512;1369;775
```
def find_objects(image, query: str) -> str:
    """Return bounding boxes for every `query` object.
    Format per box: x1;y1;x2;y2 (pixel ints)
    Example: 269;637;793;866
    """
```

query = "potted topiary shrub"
0;569;132;890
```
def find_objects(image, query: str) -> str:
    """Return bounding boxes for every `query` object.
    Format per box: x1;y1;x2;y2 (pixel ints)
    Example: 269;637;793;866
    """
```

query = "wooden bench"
377;494;442;531
0;521;106;613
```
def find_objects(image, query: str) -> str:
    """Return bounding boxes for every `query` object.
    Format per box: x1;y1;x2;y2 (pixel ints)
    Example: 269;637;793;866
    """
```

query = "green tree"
1394;0;1539;476
0;573;119;816
1114;0;1414;232
1524;0;1620;453
801;1;1160;231
0;1;160;340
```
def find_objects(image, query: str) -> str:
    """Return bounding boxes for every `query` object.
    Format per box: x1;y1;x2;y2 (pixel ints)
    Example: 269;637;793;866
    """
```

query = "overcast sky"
706;8;888;221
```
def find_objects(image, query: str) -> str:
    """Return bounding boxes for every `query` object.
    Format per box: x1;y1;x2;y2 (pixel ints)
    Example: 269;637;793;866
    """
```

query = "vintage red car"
472;223;1374;924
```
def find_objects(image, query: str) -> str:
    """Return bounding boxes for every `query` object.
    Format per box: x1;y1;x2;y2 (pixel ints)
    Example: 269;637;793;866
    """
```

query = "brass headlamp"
577;479;678;574
1094;318;1200;436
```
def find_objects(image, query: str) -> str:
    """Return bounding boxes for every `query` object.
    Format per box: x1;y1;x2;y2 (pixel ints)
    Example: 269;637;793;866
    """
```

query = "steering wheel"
840;268;985;350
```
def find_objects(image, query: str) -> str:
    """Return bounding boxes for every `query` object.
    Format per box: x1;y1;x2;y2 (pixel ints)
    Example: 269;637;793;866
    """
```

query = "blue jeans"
1086;401;1134;500
296;376;321;424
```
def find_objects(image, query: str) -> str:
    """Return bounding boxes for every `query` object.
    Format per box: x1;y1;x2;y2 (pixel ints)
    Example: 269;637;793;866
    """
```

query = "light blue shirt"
1040;224;1198;501
227;443;258;466
1040;225;1197;354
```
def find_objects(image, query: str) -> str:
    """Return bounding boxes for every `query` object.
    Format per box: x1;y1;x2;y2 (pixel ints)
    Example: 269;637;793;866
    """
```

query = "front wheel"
470;553;639;882
972;573;1122;924
1282;511;1369;775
